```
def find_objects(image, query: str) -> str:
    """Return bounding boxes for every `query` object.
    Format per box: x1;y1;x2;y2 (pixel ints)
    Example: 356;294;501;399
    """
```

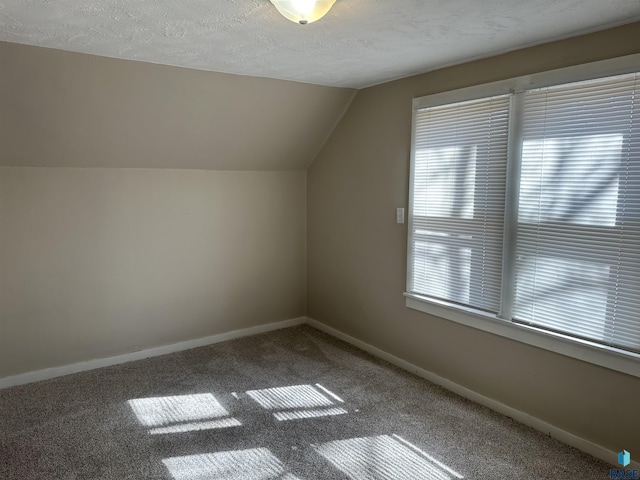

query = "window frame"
405;53;640;378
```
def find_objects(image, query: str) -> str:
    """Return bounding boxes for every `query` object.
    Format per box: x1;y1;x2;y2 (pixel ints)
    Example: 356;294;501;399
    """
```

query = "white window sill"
404;293;640;379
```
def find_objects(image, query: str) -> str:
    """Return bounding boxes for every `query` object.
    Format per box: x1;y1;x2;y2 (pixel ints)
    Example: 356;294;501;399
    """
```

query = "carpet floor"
0;325;608;479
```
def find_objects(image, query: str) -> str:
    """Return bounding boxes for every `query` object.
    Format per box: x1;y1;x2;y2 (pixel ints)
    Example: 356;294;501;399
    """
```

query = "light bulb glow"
270;0;336;25
292;0;317;15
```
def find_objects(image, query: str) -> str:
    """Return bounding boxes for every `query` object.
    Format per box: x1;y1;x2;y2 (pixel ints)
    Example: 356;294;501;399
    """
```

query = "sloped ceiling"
2;2;640;171
0;42;355;170
0;1;639;88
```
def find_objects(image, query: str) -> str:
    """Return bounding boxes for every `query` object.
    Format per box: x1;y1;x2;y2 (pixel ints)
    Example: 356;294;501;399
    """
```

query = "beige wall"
0;167;306;377
0;41;355;171
308;22;640;454
0;41;339;379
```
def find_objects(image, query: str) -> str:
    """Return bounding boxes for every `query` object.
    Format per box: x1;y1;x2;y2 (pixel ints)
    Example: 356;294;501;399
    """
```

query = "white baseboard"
1;315;636;470
305;317;638;470
0;317;306;390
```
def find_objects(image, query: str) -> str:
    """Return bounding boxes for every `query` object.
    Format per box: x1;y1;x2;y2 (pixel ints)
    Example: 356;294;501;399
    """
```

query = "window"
406;56;640;376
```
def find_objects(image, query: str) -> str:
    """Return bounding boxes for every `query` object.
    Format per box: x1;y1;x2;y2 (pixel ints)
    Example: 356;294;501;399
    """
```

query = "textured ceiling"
0;0;639;88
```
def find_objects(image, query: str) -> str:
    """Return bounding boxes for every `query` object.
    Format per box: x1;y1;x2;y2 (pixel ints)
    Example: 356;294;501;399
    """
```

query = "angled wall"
0;41;355;170
308;22;640;454
0;43;353;378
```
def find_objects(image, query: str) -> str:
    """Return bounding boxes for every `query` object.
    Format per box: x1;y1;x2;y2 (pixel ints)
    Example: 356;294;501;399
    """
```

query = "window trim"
405;53;640;379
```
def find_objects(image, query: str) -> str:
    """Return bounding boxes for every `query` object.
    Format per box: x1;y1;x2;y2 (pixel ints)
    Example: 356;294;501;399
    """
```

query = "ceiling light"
270;0;336;25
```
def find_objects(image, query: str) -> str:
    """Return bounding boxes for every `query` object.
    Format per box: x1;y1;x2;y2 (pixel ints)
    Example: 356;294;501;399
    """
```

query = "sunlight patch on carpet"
163;449;300;480
313;434;464;480
128;393;241;434
246;384;348;421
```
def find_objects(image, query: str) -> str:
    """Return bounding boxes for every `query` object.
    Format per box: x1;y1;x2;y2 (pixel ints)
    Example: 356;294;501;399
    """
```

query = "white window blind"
408;69;640;357
410;95;510;313
514;73;640;352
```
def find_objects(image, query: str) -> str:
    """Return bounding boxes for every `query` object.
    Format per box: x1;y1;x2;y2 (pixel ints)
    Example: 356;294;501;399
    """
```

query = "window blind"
514;73;640;352
410;95;510;313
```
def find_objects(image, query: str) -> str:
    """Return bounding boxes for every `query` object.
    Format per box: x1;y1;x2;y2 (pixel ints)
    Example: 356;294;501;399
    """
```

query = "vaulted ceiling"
1;0;639;88
2;2;640;171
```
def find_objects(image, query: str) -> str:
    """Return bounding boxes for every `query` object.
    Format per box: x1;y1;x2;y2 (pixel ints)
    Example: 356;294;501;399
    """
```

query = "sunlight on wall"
163;448;300;480
128;393;241;434
313;434;464;480
246;384;347;421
